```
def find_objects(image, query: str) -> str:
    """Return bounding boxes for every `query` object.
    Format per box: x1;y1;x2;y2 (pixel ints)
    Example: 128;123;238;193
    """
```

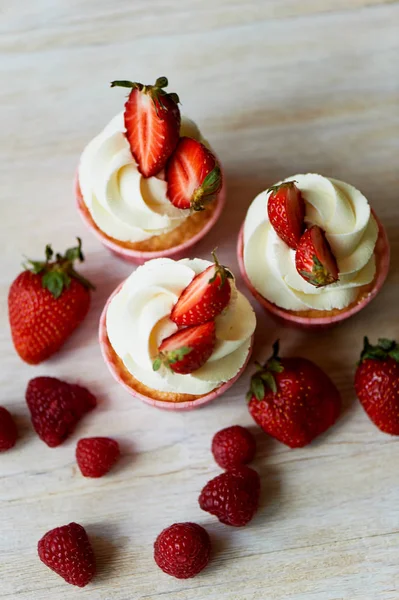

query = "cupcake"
76;77;225;264
238;174;390;327
99;255;256;410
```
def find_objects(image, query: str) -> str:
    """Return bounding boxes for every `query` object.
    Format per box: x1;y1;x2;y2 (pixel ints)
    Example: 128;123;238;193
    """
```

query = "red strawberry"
111;76;180;177
295;225;339;287
211;425;256;470
355;337;399;435
26;377;97;448
153;321;215;375
38;522;96;587
76;437;120;478
0;407;18;452
171;252;233;326
267;180;305;249
154;523;211;579
8;239;94;365
199;466;260;527
166;137;222;210
248;341;341;448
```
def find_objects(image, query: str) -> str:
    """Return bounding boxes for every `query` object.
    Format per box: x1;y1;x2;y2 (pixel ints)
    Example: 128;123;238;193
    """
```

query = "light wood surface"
1;1;399;598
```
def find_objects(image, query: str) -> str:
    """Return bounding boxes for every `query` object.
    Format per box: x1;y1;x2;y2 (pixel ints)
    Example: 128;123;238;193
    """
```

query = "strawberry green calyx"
267;180;298;194
359;337;399;363
153;346;192;372
209;250;233;289
24;238;95;299
191;165;222;211
110;76;180;113
246;340;284;401
299;255;337;287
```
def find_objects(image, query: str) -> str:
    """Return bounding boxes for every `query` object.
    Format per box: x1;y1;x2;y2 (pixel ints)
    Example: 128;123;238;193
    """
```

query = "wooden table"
1;1;399;598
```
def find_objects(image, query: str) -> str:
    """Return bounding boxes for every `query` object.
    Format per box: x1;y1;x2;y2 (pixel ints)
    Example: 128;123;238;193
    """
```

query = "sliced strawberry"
295;225;339;287
267;181;305;249
165;137;222;211
153;322;216;375
171;252;233;326
111;76;181;178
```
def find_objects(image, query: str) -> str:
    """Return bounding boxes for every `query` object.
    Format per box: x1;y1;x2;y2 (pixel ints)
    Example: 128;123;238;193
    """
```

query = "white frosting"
243;174;378;311
78;114;205;243
106;258;256;395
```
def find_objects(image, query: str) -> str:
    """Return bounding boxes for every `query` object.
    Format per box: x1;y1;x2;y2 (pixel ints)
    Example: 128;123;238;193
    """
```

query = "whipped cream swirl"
106;258;256;395
79;114;205;243
243;174;378;311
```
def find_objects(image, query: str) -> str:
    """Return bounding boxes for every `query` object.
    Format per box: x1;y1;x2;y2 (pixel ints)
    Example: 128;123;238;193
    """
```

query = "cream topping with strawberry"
78;76;222;244
79;114;205;243
106;258;256;395
243;174;379;311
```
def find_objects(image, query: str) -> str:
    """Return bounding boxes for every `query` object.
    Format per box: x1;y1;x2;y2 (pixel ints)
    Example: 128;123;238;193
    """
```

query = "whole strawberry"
38;522;96;587
76;437;120;478
154;522;211;579
0;407;18;452
355;337;399;435
248;341;341;448
111;76;181;177
171;251;233;326
199;466;260;527
211;425;256;469
8;238;94;365
26;377;97;447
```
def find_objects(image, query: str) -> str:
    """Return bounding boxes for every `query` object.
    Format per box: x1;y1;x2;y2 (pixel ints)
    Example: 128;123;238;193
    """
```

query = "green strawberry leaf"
153;357;162;371
251;376;265;401
42;271;65;299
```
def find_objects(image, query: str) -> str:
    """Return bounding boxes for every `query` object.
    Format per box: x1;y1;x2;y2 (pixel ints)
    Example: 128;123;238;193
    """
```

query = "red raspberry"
0;406;18;451
26;377;96;447
154;522;211;579
76;437;120;478
211;425;256;469
38;522;96;587
199;466;260;527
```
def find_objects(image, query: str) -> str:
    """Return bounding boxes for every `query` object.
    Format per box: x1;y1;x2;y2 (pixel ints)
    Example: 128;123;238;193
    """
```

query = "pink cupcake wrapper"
99;281;254;411
237;209;390;329
75;172;226;265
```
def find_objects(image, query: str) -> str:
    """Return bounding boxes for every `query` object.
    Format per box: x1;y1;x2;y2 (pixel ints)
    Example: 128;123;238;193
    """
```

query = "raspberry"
0;406;18;451
38;522;96;587
154;523;211;579
76;437;120;478
26;377;96;447
199;466;260;527
211;425;256;469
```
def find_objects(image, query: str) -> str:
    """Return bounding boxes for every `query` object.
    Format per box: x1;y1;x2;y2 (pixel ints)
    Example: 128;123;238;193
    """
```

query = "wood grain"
1;1;399;598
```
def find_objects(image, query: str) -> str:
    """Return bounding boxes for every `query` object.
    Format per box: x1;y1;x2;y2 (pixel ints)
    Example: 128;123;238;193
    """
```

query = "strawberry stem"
152;347;192;372
111;76;180;115
208;250;233;288
191;165;222;211
247;340;284;402
267;180;298;194
359;337;399;363
24;238;95;299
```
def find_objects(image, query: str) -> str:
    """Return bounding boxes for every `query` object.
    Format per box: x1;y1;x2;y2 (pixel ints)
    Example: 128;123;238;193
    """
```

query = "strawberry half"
267;180;305;249
295;225;339;287
111;76;181;178
153;321;216;375
165;137;222;211
171;252;233;326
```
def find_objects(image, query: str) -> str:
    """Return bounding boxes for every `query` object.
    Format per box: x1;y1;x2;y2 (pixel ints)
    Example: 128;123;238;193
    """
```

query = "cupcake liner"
75;174;226;265
99;281;254;411
237;210;390;329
